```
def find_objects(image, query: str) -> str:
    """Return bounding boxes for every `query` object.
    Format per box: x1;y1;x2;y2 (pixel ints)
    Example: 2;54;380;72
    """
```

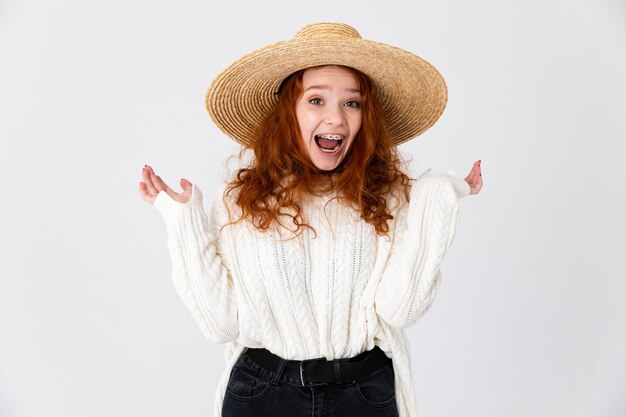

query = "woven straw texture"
205;23;447;147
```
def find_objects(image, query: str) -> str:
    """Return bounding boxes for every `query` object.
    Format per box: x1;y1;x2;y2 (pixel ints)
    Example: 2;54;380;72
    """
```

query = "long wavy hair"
224;65;411;237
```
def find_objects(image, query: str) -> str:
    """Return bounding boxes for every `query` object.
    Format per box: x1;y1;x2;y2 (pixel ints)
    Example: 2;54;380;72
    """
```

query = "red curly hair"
224;65;411;237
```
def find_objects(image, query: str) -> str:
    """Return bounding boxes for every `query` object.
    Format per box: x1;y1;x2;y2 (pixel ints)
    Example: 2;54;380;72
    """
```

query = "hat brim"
205;37;447;147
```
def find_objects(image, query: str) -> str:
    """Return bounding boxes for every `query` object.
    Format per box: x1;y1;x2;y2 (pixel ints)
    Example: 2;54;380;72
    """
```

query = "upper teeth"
316;134;344;140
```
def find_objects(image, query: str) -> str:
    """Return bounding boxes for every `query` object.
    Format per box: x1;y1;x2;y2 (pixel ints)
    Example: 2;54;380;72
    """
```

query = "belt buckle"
299;357;329;388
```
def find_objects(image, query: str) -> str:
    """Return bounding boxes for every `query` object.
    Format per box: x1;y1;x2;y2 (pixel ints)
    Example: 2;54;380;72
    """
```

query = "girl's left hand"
465;160;483;195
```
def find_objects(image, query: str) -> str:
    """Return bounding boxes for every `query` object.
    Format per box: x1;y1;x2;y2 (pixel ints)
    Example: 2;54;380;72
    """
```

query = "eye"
345;100;361;109
309;98;323;105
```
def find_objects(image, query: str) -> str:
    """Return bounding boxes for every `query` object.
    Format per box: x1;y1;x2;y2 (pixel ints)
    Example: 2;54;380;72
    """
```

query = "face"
295;65;363;171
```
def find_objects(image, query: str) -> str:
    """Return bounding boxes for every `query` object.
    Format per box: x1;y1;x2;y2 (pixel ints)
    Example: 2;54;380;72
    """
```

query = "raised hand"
465;160;483;195
139;165;193;205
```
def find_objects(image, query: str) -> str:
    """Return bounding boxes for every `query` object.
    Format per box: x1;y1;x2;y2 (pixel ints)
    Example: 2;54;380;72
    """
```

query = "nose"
323;103;346;126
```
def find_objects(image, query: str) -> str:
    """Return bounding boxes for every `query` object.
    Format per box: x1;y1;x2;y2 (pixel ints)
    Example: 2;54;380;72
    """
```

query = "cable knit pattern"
154;168;470;417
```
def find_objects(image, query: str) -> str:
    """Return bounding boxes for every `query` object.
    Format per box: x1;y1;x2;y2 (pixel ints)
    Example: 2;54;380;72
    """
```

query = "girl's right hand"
139;165;193;205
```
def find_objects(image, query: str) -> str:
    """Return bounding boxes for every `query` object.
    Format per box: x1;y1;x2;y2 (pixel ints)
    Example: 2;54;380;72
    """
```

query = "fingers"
465;160;479;183
140;165;172;204
472;160;483;195
177;178;193;204
138;180;155;204
139;165;194;205
141;166;157;194
464;160;483;195
140;166;158;204
180;178;192;191
147;165;170;194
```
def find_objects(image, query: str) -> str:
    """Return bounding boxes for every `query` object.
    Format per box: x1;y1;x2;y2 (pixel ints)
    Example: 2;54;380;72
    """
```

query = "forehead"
301;65;360;90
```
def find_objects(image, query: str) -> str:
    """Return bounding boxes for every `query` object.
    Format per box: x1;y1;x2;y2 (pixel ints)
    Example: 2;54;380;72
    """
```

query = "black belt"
243;345;392;388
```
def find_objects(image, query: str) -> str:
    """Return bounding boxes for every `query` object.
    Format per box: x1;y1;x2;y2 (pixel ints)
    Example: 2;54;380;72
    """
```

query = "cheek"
350;114;363;139
295;109;313;139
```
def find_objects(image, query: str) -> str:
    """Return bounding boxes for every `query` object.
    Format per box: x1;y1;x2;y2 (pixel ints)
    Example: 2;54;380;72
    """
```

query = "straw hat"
205;22;447;147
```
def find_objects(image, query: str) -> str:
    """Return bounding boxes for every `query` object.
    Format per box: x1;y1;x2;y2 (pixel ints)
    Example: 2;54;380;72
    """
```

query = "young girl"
139;23;482;417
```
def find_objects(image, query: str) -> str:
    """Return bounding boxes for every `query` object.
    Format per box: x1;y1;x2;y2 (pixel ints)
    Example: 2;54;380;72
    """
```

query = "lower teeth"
319;142;341;153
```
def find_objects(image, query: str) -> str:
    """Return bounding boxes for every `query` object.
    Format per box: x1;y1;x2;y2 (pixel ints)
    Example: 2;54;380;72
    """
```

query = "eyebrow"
303;85;361;94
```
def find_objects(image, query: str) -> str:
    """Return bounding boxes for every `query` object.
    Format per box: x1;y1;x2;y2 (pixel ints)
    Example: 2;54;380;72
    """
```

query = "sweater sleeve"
375;168;471;328
153;184;238;343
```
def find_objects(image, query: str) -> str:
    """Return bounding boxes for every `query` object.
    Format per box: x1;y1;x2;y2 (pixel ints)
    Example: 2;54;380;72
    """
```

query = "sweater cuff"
153;184;204;226
445;169;471;198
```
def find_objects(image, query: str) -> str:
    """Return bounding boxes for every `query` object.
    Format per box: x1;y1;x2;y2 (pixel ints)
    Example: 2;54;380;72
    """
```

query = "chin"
310;155;341;171
315;164;339;172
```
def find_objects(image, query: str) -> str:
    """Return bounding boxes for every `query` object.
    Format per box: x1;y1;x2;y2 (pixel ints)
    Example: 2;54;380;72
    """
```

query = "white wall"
1;0;624;416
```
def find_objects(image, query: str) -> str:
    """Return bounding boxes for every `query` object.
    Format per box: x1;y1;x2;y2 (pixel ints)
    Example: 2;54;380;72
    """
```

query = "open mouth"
314;134;344;153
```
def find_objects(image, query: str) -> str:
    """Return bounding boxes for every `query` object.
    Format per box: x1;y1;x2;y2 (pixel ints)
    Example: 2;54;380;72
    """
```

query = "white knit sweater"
154;167;471;417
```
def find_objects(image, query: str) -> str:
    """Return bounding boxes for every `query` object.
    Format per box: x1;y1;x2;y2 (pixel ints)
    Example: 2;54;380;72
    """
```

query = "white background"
1;0;625;416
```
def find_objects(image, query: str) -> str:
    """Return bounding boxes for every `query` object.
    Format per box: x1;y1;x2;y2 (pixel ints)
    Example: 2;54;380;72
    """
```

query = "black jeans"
221;347;399;417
